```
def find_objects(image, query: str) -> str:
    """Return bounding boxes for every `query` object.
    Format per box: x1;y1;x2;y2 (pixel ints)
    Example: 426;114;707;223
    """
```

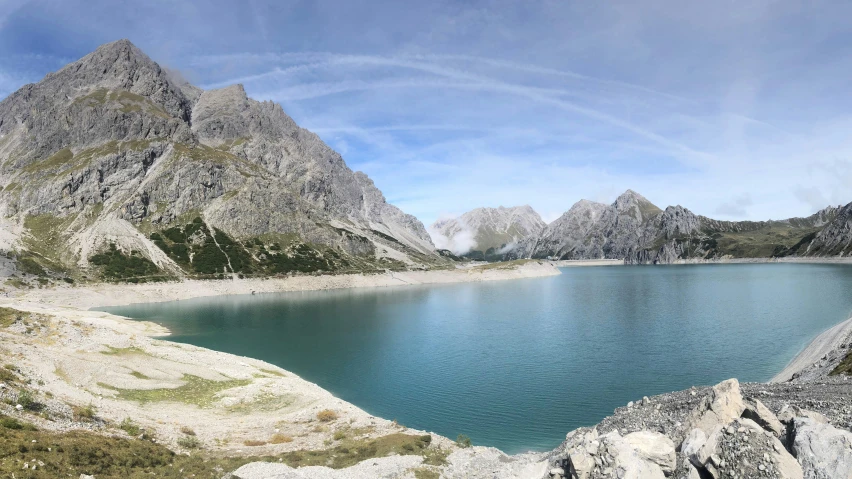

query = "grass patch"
129;371;149;380
180;426;196;436
243;439;266;447
0;307;28;328
258;368;285;377
101;346;148;356
73;404;97;421
177;436;201;449
829;348;852;376
0;415;37;431
317;409;338;422
101;374;251;407
414;467;441;479
119;418;141;436
269;433;293;444
0;427;438;478
225;393;295;414
455;434;472;448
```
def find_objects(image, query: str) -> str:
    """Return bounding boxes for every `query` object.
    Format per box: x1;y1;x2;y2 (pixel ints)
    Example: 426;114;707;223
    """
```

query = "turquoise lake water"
99;264;852;454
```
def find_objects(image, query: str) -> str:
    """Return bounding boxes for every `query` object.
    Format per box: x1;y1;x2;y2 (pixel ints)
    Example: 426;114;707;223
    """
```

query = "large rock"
790;417;852;479
598;431;666;479
742;397;785;436
623;431;675;474
686;379;745;435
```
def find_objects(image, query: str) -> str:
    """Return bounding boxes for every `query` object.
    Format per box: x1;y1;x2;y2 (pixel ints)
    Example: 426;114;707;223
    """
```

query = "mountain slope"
513;190;847;263
429;205;545;258
0;40;440;282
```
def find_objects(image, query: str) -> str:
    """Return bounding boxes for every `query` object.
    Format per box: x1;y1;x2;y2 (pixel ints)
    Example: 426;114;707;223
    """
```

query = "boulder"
742;397;784;436
623;431;676;474
790;417;852;479
778;405;828;425
686;379;745;435
681;428;708;467
563;428;599;479
598;431;666;479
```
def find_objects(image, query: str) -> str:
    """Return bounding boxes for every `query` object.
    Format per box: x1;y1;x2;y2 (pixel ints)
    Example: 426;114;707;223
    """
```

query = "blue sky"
2;1;852;226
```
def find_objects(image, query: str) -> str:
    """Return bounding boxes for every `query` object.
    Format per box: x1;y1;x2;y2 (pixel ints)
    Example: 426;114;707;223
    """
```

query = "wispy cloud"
2;0;852;226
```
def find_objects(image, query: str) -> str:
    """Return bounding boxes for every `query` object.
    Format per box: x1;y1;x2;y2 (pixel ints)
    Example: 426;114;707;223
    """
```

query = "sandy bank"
771;316;852;383
554;259;623;267
19;260;561;310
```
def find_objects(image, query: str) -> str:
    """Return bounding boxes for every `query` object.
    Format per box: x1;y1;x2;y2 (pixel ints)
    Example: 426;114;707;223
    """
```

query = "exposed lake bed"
98;263;852;454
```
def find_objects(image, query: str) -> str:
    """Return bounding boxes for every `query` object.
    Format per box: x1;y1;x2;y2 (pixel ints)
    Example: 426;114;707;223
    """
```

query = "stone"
686;379;745;435
598;431;666;479
790;417;852;479
623;430;676;474
777;405;829;425
681;428;708;467
549;467;565;477
742;397;784;436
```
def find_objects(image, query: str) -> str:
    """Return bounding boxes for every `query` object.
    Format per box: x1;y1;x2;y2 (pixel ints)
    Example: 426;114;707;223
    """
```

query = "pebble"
15;404;23;410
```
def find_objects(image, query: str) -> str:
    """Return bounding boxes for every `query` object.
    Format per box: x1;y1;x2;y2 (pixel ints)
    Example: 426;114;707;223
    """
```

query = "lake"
99;263;852;454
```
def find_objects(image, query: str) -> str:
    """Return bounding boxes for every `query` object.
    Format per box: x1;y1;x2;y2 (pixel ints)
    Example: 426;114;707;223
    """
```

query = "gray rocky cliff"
511;188;850;264
0;39;439;276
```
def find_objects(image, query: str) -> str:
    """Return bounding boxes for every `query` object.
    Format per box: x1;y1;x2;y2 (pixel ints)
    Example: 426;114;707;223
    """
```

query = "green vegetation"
0;415;37;431
74;88;172;119
413;467;441;479
0;307;28;328
177;436;201;449
89;243;170;282
455;434;472;448
118;418;141;436
100;374;251;407
0;426;441;478
150;218;349;277
129;371;149;380
101;346;148;356
72;404;97;421
258;368;285;377
23;214;73;265
829;349;852;376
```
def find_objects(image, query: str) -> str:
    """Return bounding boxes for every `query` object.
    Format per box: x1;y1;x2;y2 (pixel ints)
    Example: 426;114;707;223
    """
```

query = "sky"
2;0;852;226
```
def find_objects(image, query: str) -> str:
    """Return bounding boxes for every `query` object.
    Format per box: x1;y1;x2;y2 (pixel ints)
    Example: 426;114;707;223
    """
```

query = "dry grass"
316;409;338;422
269;433;293;444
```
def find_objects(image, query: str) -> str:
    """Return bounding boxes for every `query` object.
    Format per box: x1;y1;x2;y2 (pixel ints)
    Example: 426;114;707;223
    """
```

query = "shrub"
269;433;293;444
0;415;36;430
419;434;432;445
73;404;96;421
180;426;196;436
316;409;338;422
243;439;266;447
177;436;201;449
17;390;38;411
456;434;471;448
333;430;346;440
119;417;141;436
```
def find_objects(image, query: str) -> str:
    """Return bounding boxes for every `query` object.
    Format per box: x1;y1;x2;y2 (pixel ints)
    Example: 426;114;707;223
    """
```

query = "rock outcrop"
0;40;442;279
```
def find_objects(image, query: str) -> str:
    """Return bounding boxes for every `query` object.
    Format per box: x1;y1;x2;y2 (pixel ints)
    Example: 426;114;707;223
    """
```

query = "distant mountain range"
437;190;852;264
0;40;446;283
429;205;545;260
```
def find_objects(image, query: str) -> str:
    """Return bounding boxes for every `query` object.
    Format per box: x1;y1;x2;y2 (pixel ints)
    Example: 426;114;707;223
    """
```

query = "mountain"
512;189;849;264
429;205;545;258
0;40;442;282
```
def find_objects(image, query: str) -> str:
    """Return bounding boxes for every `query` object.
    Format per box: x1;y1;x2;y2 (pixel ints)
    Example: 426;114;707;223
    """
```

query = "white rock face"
429;205;545;255
791;417;852;479
622;430;676;474
686;378;746;435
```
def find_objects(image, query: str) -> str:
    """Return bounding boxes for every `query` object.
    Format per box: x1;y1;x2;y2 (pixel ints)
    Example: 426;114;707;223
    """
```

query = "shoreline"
771;316;852;383
19;260;561;310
